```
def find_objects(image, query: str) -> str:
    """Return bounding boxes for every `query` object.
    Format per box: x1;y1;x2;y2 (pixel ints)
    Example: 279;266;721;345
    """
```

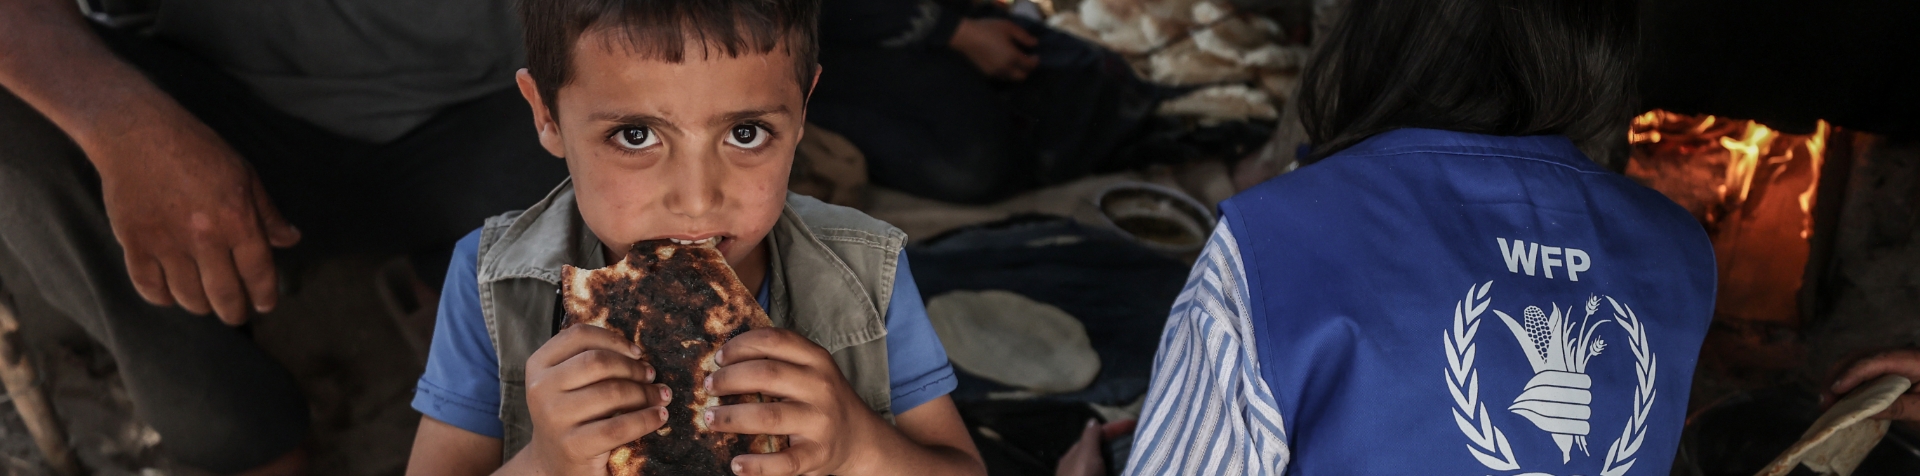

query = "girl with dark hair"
1121;0;1715;474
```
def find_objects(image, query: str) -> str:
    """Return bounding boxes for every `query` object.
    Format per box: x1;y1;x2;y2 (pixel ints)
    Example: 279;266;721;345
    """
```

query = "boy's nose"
662;150;725;219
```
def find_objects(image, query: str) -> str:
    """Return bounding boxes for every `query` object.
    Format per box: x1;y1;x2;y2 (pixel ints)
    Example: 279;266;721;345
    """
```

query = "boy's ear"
804;65;821;111
516;69;568;159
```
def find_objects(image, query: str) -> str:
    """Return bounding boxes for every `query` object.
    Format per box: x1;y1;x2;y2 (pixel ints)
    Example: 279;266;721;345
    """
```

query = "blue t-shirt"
413;229;958;438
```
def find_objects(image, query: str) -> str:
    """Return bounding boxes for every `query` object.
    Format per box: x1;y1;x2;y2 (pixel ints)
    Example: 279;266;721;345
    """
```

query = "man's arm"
1123;224;1290;476
0;0;299;324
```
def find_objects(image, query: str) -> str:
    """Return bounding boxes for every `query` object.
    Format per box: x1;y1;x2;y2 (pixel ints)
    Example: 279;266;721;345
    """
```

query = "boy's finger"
730;445;819;476
703;401;818;436
555;380;669;423
530;324;643;370
571;407;670;455
706;359;818;400
716;328;826;367
549;349;657;391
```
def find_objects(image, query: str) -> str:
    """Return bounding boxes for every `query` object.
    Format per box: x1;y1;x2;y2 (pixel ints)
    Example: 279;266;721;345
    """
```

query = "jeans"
0;26;566;472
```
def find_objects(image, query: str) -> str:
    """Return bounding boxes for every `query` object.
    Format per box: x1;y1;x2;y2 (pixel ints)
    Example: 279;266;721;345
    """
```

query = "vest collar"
476;179;604;285
1338;128;1600;172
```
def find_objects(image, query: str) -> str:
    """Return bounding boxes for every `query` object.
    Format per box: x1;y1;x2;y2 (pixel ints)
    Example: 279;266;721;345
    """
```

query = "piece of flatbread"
562;240;786;476
1755;375;1912;476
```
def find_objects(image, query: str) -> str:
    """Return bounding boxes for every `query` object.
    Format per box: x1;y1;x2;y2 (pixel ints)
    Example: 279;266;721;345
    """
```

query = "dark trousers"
0;27;567;472
809;18;1161;205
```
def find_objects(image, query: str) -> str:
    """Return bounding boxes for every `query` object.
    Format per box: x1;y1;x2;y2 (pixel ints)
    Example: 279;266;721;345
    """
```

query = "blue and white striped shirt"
1124;224;1291;475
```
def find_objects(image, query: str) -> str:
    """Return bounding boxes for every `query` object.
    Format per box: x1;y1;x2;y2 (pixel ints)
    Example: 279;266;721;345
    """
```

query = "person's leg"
810;46;1029;204
1003;18;1164;183
0;86;309;473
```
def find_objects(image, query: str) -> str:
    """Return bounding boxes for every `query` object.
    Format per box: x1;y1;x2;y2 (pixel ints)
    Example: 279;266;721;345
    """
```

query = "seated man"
810;0;1162;204
0;0;564;473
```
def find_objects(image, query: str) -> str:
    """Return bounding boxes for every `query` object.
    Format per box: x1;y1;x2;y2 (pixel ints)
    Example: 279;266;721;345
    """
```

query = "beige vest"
475;180;903;459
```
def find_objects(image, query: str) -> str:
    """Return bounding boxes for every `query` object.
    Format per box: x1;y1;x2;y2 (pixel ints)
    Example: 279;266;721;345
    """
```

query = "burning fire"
1625;110;1834;327
1627;111;1830;238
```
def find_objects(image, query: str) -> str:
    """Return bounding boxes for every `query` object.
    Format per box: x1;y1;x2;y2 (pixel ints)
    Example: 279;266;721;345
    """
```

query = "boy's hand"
521;325;672;475
949;18;1039;81
703;328;885;476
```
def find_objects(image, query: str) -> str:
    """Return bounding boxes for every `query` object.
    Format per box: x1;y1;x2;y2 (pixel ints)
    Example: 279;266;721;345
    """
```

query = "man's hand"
703;328;885;476
516;325;671;475
1826;348;1920;422
94;111;300;325
949;18;1039;82
0;0;300;325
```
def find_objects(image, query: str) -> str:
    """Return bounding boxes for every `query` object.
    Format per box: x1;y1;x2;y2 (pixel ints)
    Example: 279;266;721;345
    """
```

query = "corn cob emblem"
1493;295;1610;463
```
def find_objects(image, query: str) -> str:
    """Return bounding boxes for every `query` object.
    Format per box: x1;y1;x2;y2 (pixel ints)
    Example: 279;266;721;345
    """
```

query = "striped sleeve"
1123;223;1291;476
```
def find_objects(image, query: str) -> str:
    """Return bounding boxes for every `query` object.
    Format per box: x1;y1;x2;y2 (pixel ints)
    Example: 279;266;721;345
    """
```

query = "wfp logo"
1496;298;1608;462
1442;282;1658;476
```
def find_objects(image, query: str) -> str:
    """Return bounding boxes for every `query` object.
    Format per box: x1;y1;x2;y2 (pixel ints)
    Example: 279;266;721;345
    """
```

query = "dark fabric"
906;216;1185;405
810;17;1163;204
0;26;565;471
820;0;965;51
1675;387;1920;476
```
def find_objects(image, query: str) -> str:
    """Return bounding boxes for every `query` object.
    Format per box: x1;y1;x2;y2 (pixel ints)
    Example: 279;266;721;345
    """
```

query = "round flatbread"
927;290;1102;394
1756;375;1912;476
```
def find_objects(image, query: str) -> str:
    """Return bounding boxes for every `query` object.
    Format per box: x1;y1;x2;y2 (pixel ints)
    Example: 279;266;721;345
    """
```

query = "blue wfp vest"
1222;129;1715;475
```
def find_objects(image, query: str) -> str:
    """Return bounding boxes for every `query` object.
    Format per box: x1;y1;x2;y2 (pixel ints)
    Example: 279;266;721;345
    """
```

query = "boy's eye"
726;124;768;149
614;126;658;150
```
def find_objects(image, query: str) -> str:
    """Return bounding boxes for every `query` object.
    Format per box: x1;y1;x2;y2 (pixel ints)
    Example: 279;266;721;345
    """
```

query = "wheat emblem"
1493;295;1611;463
1444;283;1657;475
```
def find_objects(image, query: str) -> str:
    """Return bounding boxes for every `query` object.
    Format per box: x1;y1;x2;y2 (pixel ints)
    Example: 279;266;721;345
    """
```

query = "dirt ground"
1;255;429;476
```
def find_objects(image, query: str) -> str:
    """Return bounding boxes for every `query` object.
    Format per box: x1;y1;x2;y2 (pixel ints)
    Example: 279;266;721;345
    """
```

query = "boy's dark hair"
520;0;821;117
1296;0;1639;164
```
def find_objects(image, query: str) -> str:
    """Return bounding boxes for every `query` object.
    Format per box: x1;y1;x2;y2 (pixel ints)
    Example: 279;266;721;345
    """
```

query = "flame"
1799;121;1828;238
1627;111;1831;239
1717;121;1773;206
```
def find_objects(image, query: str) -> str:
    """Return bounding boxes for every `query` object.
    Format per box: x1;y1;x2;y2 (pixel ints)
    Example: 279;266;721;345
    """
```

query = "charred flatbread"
562;240;786;476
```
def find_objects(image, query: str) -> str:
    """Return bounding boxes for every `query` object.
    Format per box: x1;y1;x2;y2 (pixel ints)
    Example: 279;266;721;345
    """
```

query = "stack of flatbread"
562;240;785;476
